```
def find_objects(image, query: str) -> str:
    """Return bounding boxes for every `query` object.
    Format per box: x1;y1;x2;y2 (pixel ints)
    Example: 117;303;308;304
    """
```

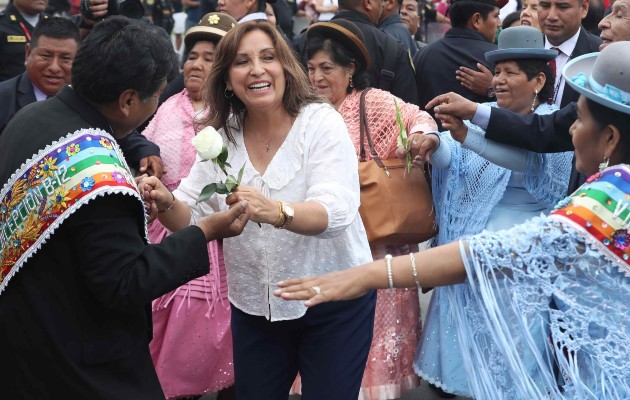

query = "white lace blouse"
174;102;373;321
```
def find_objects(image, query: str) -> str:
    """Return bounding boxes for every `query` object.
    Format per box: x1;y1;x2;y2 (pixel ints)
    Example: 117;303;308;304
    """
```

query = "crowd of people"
0;0;629;398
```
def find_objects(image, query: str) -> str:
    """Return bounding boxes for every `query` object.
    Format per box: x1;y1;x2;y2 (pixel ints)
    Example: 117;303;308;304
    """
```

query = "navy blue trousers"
230;290;376;400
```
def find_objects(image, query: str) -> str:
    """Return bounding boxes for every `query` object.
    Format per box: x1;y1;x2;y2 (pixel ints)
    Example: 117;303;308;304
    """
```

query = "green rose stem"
394;98;412;174
197;147;260;227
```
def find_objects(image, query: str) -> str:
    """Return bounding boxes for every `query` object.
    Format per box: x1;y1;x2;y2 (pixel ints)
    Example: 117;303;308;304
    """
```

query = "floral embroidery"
111;171;126;183
612;229;630;250
37;156;58;179
66;143;80;156
208;14;220;24
50;187;70;212
99;137;113;150
80;176;95;192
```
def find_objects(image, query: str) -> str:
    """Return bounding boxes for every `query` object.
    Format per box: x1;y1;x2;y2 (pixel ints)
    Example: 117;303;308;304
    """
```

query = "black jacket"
554;27;602;108
0;71;35;132
414;27;496;130
0;3;47;82
0;86;209;399
331;11;419;104
485;102;582;193
0;74;161;169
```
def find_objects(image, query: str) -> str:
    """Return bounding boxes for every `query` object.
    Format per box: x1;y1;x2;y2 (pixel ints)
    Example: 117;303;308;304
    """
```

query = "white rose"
192;127;223;161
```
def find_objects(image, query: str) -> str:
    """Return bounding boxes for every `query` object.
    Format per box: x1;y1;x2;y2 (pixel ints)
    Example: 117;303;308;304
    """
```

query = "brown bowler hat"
307;19;371;70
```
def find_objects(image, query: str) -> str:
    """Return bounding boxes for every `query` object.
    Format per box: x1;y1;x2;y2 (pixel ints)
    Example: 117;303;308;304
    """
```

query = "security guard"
0;0;49;82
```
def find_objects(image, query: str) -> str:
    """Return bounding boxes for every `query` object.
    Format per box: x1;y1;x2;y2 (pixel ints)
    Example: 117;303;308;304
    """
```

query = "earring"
530;89;539;113
348;76;354;89
224;87;234;99
599;156;610;172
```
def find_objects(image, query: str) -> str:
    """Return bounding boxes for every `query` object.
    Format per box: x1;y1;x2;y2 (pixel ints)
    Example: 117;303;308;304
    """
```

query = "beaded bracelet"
410;252;420;288
385;254;394;289
158;192;176;214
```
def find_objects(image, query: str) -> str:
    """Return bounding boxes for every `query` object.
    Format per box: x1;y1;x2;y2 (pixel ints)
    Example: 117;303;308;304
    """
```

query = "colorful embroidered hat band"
550;165;630;274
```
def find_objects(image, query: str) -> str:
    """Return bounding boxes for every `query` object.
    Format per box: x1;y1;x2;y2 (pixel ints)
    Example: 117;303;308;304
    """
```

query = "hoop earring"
599;156;610;172
530;89;539;113
224;87;234;99
348;76;354;89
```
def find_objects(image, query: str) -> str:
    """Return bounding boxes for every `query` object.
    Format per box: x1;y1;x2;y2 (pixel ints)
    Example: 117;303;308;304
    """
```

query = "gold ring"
311;286;321;295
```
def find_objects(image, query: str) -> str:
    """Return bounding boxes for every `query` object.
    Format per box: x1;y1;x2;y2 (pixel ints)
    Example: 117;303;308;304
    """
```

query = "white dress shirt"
546;28;581;106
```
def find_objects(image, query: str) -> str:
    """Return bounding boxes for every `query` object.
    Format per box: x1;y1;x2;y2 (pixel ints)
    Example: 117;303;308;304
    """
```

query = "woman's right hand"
137;175;173;212
440;113;468;143
396;133;440;164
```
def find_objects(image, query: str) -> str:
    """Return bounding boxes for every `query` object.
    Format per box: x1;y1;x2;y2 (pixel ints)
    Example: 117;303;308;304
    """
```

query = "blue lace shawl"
432;102;573;245
456;216;630;399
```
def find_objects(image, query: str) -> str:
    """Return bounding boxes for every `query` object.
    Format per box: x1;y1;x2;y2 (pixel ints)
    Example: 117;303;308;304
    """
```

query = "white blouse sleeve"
173;153;221;225
303;107;362;239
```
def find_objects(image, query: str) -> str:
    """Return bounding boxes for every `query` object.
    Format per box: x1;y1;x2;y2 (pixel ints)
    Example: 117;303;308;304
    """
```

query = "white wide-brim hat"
563;41;630;115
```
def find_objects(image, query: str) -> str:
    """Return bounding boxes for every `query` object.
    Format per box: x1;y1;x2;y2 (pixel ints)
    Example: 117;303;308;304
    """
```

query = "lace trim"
549;215;630;278
233;103;335;190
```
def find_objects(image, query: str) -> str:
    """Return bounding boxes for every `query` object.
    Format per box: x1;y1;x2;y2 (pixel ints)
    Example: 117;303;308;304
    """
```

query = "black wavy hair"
71;16;177;103
31;16;80;47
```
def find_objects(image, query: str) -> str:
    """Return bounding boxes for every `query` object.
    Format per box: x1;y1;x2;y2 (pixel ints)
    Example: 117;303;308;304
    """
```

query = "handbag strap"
359;88;390;175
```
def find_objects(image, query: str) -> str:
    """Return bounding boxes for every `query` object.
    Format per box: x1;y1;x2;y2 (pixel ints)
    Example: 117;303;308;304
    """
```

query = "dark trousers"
230;290;376;400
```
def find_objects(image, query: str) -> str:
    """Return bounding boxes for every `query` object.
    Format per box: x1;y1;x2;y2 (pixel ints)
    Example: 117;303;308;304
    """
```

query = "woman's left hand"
274;267;373;307
226;186;278;225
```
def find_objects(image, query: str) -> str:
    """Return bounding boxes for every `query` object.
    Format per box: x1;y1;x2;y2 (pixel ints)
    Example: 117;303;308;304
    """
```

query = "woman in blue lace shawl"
276;41;630;400
413;26;574;397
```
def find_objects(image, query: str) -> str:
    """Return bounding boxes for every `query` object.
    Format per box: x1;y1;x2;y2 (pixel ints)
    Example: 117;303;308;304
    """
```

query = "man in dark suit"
0;16;249;398
538;0;601;107
0;16;166;177
0;0;49;82
0;17;78;133
414;0;501;130
422;1;622;194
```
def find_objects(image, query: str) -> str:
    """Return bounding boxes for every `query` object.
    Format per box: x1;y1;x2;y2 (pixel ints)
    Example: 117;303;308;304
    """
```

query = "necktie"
549;47;560;77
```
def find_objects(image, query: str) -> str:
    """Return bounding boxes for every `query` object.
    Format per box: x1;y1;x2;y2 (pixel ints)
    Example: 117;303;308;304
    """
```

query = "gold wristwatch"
278;201;294;229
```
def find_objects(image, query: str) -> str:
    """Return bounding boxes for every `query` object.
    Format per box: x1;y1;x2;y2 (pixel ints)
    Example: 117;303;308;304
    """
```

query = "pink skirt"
149;222;234;399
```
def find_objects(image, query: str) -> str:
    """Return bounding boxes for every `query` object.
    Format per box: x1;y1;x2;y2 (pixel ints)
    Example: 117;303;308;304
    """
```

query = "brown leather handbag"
357;89;437;246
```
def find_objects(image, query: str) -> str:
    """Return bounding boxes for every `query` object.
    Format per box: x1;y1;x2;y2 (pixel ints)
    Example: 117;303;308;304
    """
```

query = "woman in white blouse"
141;21;375;400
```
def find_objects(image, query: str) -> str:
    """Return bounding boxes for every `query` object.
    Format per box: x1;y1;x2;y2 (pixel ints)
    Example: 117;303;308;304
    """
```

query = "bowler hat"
563;41;630;115
306;19;371;70
451;0;509;9
185;12;237;49
485;26;558;64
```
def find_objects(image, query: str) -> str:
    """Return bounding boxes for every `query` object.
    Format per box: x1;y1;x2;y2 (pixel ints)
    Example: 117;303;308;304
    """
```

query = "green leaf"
215;182;230;194
225;175;238;192
237;163;245;184
217;147;229;165
196;183;217;204
394;98;408;149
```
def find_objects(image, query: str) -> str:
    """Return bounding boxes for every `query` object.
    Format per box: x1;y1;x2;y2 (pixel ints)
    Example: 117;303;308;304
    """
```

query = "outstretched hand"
274;266;374;307
426;92;478;121
197;200;251;241
396;133;441;165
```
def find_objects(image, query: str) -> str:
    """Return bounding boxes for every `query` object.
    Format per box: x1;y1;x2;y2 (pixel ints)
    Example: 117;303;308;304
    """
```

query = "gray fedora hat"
485;26;558;64
563;41;630;115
